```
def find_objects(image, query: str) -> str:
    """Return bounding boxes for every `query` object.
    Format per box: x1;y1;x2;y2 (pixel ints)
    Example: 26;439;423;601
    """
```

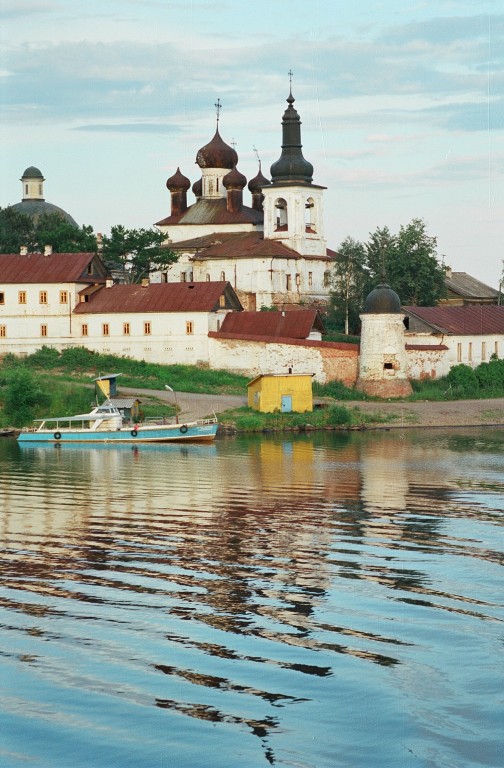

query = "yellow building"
247;374;313;413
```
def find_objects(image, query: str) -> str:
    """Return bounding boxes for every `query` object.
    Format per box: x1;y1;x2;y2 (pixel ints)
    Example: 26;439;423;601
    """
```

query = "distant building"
154;88;335;310
9;166;78;226
441;270;499;306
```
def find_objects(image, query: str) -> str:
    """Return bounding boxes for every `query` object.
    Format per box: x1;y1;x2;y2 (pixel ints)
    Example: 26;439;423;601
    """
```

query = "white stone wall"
406;332;503;379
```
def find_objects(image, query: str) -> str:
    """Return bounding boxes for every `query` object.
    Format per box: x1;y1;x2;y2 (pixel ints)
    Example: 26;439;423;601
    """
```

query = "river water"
0;428;502;768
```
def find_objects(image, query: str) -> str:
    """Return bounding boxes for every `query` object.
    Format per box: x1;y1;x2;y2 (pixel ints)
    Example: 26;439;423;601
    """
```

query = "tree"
101;225;177;283
366;219;446;306
329;237;368;334
0;206;35;252
34;213;97;253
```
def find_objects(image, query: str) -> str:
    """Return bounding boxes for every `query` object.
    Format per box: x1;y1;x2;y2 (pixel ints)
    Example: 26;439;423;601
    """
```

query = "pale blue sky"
1;0;502;287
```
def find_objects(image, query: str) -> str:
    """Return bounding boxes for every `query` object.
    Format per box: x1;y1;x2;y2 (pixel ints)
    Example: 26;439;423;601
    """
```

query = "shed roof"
0;252;105;283
445;272;498;300
404;305;504;335
74;281;242;314
218;309;325;338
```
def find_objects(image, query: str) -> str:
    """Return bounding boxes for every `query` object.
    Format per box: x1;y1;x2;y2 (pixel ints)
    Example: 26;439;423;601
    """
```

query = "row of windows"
0;321;195;338
457;341;499;363
0;290;69;305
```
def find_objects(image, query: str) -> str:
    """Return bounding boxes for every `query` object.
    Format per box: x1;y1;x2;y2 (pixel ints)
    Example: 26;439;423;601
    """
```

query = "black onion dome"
192;178;203;197
196;128;238;169
363;283;402;314
166;167;191;191
21;166;44;179
248;167;271;193
223;165;246;189
270;91;313;184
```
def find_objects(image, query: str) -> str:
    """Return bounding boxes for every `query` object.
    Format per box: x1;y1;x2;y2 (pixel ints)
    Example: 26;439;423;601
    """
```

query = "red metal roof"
168;230;333;262
73;281;240;314
219;309;324;339
404;305;504;335
209;330;358;351
0;252;104;283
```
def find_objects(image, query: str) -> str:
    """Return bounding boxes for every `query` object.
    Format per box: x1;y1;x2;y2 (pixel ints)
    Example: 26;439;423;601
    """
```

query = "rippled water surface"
0;429;503;767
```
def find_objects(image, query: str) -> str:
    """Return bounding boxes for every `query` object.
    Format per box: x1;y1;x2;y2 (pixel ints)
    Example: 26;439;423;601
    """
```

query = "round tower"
355;282;412;397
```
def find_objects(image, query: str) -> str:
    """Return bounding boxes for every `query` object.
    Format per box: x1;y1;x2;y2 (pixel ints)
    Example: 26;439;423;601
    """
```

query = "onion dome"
192;177;203;198
196;128;238;169
166;167;191;191
223;165;246;190
248;166;271;193
270;91;313;184
363;283;402;314
21;166;44;179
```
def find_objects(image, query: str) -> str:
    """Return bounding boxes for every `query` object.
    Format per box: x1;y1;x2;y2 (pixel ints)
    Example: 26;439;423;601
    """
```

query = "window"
0;292;4;304
295;273;301;286
144;321;151;335
323;271;331;287
123;322;130;335
39;291;48;304
468;342;472;362
18;291;27;304
219;295;226;308
206;274;211;282
481;342;486;361
41;324;47;337
305;197;316;232
308;272;313;287
275;198;288;230
82;324;88;337
180;272;187;282
186;321;193;335
102;323;109;336
60;290;68;304
457;343;462;363
495;341;499;357
25;184;29;195
39;184;43;195
286;274;291;291
220;271;226;281
87;263;94;275
0;325;6;338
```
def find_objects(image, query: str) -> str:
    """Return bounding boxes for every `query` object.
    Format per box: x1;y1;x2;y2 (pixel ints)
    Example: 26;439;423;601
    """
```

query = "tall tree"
329;237;368;334
101;225;177;284
366;219;446;306
34;213;97;253
0;206;35;252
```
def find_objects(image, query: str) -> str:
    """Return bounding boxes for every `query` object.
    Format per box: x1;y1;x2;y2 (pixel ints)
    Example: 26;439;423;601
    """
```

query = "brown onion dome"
248;167;271;193
196;128;238;169
192;177;203;197
223;165;246;190
166;167;191;191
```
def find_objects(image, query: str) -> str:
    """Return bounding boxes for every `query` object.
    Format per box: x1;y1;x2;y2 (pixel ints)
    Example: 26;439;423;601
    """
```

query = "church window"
123;322;130;335
25;184;28;195
206;274;211;282
41;324;47;337
286;274;291;291
275;198;288;230
180;272;186;282
18;291;26;304
39;291;48;304
82;324;88;336
102;323;109;336
295;273;301;286
144;322;151;335
60;290;68;304
305;198;316;232
308;272;313;287
186;321;193;335
0;292;4;304
39;184;42;195
0;325;6;337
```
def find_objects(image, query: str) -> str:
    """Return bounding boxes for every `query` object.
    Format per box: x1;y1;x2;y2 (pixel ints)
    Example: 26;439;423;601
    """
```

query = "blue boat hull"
17;422;218;444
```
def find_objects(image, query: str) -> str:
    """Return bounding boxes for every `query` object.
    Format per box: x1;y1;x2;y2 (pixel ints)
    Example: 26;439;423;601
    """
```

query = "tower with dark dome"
262;86;327;257
11;167;78;226
356;282;412;397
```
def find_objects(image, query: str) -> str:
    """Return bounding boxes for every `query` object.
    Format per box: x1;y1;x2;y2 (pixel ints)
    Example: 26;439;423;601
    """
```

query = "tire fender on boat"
179;424;188;434
54;432;62;440
131;429;138;437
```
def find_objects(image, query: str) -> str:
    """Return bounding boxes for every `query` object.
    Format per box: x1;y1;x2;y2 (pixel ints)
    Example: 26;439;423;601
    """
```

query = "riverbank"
119;387;504;430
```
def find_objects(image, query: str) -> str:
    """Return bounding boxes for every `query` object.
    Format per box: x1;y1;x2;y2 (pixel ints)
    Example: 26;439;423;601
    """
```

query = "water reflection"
0;430;503;768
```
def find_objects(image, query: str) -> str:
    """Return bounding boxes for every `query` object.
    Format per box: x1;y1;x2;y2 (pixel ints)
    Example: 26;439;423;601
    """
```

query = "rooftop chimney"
44;244;52;256
141;278;150;287
105;279;114;288
20;245;28;255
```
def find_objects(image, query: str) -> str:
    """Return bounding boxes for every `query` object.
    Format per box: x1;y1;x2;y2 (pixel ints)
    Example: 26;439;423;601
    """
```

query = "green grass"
220;403;396;432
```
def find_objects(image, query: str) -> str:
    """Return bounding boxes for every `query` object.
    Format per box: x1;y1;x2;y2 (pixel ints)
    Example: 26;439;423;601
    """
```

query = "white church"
153;90;336;311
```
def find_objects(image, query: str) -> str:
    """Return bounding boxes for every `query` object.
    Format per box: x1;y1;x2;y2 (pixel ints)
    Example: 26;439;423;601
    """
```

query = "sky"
1;0;503;288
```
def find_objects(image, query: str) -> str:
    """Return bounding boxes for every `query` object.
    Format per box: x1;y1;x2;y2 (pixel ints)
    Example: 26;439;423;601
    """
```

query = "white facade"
406;332;503;380
262;184;326;257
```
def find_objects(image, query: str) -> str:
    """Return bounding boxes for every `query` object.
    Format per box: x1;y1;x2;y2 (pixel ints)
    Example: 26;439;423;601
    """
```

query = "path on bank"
119;386;504;429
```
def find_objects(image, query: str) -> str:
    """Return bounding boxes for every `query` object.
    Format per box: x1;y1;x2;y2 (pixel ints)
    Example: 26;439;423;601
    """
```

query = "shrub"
445;364;478;397
475;357;504;391
326;404;352;426
3;368;51;426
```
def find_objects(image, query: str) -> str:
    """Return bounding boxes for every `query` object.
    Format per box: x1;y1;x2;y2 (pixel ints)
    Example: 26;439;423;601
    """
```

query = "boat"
17;402;218;444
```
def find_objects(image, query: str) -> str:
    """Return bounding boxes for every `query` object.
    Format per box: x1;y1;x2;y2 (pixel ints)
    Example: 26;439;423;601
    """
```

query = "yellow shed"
247;374;313;413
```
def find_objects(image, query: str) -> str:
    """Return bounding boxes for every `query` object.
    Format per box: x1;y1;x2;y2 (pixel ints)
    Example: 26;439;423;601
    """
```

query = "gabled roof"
445;272;498;300
167;230;334;262
73;281;242;314
0;252;106;283
218;309;325;338
155;198;263;227
404;305;504;335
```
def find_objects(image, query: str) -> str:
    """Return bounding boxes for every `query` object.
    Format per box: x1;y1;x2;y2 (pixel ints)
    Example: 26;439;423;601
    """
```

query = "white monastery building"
154;90;335;311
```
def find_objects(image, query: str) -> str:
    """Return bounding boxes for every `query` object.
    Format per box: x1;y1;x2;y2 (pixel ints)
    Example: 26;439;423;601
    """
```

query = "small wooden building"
247;373;313;413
